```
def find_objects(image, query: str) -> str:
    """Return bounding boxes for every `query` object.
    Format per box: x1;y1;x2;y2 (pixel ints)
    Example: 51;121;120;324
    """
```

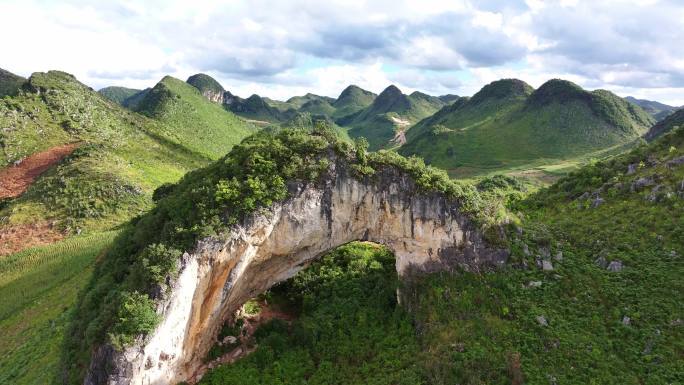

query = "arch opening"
189;241;412;384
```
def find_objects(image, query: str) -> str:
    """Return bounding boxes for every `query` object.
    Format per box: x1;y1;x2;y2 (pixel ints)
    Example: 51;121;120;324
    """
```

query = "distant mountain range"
400;79;655;175
624;96;680;121
646;108;684;141
4;67;674;179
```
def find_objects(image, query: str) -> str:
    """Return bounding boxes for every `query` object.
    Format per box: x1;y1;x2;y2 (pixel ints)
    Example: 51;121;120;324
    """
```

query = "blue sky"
1;0;683;105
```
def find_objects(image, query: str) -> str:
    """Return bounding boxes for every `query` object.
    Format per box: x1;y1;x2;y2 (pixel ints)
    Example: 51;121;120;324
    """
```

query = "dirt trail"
0;143;79;199
189;300;296;384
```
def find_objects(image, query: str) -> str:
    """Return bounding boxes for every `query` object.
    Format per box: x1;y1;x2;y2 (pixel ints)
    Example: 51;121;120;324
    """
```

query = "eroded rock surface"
84;164;507;385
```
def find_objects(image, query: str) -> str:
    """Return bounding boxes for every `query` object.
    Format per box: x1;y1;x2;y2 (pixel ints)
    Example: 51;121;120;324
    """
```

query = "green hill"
225;92;291;123
345;85;445;150
0;71;208;234
0;68;26;98
186;73;225;95
286;93;336;109
645;108;684;141
438;94;461;103
332;85;376;119
121;88;150;110
280;112;351;142
401;79;655;176
298;98;336;116
625;96;679;121
136;76;257;159
98;86;141;105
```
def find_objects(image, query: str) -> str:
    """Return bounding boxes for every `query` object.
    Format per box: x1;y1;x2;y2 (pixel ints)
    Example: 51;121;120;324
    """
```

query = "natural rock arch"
85;164;508;385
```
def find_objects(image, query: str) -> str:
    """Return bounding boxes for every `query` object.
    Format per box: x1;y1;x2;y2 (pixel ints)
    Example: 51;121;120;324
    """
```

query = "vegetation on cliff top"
196;126;684;383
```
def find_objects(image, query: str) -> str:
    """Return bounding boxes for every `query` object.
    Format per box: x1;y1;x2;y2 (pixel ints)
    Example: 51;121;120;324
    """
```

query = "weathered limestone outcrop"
84;163;508;385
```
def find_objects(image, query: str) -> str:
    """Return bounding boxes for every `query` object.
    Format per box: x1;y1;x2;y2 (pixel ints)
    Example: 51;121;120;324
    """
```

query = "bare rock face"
200;90;225;104
84;165;508;385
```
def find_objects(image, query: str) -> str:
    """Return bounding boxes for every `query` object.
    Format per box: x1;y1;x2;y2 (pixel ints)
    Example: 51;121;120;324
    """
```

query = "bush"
108;291;159;349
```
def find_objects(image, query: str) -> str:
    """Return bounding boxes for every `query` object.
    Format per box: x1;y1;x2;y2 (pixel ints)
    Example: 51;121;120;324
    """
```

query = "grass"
0;231;117;385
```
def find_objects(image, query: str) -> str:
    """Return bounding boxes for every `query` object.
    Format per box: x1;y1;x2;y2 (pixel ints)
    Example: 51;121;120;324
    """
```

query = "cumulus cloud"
0;0;682;104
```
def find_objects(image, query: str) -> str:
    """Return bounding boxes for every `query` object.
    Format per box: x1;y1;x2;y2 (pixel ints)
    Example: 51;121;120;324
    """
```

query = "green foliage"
625;96;678;121
646;109;684;141
281;112;351;142
405;130;684;384
331;85;376;119
227;93;292;123
130;243;181;287
198;242;424;385
108;291;160;349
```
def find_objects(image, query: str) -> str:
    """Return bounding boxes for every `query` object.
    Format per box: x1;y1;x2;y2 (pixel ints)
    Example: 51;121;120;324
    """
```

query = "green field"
0;232;117;385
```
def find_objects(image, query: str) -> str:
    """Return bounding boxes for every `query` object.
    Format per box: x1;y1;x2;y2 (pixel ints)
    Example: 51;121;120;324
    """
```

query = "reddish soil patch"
189;300;297;384
0;221;65;256
0;143;79;199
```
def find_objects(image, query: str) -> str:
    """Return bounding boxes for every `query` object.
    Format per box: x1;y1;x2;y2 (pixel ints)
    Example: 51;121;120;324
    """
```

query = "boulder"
590;196;605;208
607;260;623;272
665;155;684;168
536;315;549;327
631;177;655;192
594;256;608;268
626;163;637;175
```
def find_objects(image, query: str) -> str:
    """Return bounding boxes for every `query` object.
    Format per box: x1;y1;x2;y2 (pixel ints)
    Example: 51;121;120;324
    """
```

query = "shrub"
108;291;159;349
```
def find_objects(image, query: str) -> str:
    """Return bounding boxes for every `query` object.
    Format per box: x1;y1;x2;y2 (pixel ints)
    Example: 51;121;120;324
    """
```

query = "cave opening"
191;241;424;385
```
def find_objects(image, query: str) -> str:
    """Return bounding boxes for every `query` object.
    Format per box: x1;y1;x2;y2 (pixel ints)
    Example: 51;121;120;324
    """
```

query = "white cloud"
0;0;682;104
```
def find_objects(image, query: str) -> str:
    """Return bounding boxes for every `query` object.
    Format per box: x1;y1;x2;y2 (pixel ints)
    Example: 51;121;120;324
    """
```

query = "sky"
1;0;683;105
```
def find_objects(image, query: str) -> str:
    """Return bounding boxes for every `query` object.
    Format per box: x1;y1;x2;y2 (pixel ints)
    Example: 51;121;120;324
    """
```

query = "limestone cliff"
84;163;508;385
